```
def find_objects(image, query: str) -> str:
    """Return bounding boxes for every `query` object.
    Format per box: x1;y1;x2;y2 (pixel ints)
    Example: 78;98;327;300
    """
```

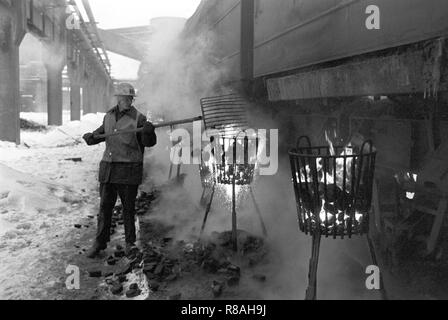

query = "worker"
82;83;157;258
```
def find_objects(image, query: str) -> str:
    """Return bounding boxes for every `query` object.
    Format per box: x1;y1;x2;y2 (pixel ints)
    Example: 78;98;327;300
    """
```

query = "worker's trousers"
95;183;139;247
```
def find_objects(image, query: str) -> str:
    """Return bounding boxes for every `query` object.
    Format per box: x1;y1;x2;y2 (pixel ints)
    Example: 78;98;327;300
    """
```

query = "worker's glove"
143;122;155;134
82;133;94;145
142;122;157;148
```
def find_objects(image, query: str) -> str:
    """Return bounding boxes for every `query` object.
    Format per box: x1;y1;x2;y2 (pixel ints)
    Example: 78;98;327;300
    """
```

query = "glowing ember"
200;133;261;199
406;173;418;200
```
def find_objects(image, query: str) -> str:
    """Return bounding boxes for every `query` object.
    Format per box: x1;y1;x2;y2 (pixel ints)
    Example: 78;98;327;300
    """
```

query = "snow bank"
0;141;18;149
20;111;71;126
21;113;105;148
0;163;81;216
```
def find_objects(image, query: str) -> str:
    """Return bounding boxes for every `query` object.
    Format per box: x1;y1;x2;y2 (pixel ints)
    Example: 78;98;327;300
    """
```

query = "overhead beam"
267;39;448;101
81;0;111;70
105;26;153;39
97;28;145;61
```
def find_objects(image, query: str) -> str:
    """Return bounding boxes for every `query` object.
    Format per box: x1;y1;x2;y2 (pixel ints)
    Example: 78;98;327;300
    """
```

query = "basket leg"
168;163;174;181
305;232;321;300
366;233;388;300
249;187;268;237
176;160;182;178
200;184;216;236
168;125;174;180
199;187;207;207
232;176;238;252
176;143;182;178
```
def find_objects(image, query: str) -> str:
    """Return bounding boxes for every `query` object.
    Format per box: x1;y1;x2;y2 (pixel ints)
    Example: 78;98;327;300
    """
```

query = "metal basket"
199;135;257;187
289;136;377;238
200;93;250;139
198;134;266;250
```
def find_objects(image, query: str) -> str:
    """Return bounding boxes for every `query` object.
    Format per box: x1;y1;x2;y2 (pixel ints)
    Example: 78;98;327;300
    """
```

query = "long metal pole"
176;145;182;178
250;187;268;237
199;187;207;206
232;168;238;252
200;183;216;236
231;137;238;252
94;116;202;139
167;125;174;180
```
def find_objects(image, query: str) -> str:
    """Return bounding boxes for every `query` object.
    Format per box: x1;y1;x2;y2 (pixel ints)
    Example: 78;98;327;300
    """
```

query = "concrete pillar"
97;88;104;112
82;81;92;115
103;90;109;112
36;79;46;112
98;81;108;112
46;64;64;126
81;84;87;115
90;82;97;113
95;78;108;113
70;83;81;121
0;11;21;144
92;81;100;112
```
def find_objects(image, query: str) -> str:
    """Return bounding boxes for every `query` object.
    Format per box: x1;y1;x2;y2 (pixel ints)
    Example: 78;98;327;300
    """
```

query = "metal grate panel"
201;94;250;138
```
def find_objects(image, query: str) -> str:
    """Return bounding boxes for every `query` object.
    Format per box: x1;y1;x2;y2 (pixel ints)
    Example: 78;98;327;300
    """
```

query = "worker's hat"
114;83;137;97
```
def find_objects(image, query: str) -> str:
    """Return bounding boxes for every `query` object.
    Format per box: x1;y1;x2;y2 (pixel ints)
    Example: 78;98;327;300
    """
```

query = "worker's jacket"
86;106;157;185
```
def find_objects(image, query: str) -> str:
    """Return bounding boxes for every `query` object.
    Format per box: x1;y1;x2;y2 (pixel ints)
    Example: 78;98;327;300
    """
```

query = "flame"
297;134;354;190
295;132;366;232
325;131;336;156
405;172;418;200
201;135;259;201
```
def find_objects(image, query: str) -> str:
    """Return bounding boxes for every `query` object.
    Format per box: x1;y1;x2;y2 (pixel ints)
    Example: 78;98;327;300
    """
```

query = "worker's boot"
86;242;107;259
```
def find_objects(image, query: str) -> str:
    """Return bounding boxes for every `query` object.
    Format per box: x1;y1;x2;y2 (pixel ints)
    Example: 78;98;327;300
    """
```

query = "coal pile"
101;187;269;299
85;191;157;299
176;230;267;273
101;246;146;298
135;191;157;216
139;220;269;298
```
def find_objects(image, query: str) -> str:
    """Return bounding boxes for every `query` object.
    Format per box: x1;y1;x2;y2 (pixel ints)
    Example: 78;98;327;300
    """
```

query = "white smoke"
136;19;229;120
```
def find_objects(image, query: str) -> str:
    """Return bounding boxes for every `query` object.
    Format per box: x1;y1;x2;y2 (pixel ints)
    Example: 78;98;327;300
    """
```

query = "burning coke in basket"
200;133;257;192
199;131;267;252
290;134;376;237
198;93;268;251
289;134;387;300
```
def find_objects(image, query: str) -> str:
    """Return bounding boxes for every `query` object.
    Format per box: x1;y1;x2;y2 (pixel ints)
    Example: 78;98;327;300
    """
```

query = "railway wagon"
184;0;448;260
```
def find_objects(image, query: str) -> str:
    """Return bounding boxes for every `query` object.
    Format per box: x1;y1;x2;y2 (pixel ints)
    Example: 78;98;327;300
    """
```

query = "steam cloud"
137;18;379;300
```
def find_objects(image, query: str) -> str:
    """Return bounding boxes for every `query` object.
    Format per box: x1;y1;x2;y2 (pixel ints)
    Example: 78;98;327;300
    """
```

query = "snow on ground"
20;113;105;148
0;113;106;299
0;163;80;231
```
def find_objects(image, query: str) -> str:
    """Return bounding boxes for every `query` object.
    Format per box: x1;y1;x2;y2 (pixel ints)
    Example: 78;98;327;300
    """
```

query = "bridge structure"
0;0;114;144
0;0;189;144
